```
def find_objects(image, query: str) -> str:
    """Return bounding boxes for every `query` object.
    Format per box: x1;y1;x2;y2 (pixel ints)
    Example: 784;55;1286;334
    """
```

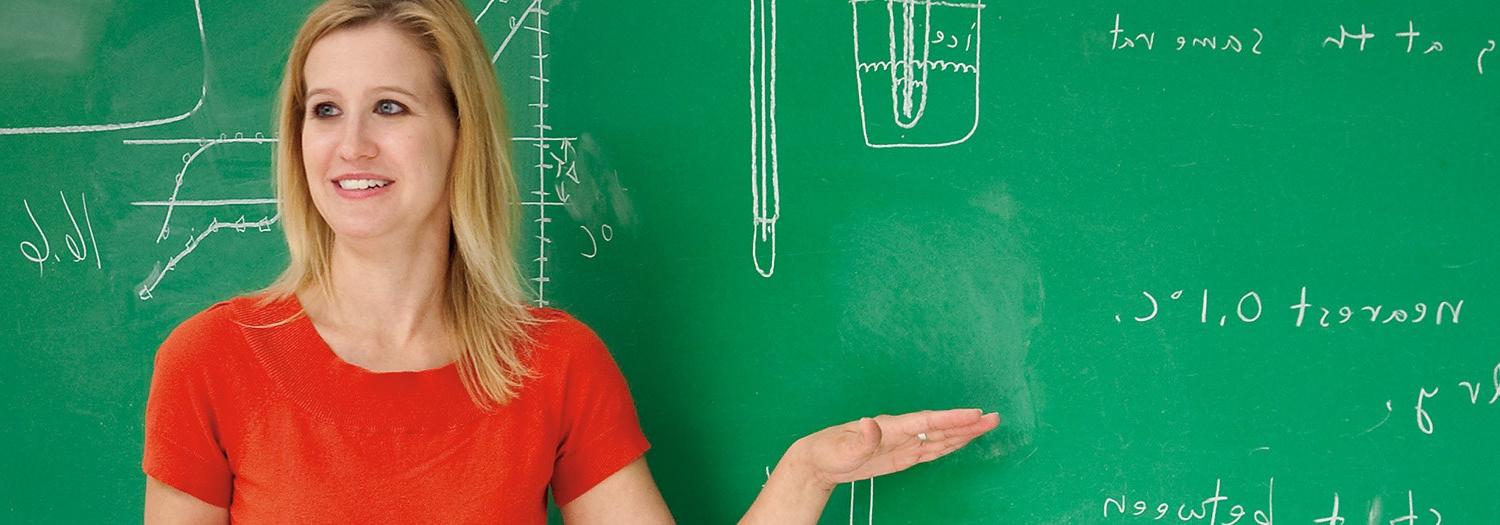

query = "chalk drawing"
849;477;874;524
751;0;780;278
519;5;565;307
851;0;984;148
123;134;278;243
0;0;209;136
136;213;279;301
125;133;279;300
11;0;588;305
484;0;545;65
124;1;587;306
473;0;507;25
480;0;588;307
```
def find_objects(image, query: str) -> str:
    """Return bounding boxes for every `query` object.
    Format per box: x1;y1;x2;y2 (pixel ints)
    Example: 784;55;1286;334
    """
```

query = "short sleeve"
141;308;234;508
548;316;651;506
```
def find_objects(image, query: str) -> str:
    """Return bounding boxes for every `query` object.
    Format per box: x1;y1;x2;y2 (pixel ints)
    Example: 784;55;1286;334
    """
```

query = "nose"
335;113;378;161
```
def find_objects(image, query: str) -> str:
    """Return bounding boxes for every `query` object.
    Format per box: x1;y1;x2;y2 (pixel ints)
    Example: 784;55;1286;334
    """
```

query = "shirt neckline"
288;292;459;378
237;293;484;431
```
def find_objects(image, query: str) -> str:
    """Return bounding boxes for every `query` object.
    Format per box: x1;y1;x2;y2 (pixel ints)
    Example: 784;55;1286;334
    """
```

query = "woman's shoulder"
526;307;603;344
156;300;240;362
522;307;616;371
154;293;292;370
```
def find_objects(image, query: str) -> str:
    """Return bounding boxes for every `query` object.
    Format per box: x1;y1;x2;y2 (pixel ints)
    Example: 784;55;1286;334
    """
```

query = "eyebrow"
305;86;420;99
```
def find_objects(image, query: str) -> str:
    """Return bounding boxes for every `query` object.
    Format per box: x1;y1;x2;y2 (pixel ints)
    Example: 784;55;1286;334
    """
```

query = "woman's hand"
792;408;1001;488
740;408;1001;524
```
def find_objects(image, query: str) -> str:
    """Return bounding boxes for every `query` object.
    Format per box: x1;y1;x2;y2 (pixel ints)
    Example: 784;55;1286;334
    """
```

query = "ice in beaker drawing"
851;0;984;148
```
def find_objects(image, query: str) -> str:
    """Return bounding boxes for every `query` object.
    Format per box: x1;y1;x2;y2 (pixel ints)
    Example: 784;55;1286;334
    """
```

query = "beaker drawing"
851;0;984;148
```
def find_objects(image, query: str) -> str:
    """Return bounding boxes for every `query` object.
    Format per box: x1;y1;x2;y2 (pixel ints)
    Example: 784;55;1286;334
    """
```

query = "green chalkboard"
4;0;1499;522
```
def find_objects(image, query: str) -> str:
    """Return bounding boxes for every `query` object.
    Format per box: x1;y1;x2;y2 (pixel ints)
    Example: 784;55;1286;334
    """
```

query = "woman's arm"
561;457;675;523
144;476;228;525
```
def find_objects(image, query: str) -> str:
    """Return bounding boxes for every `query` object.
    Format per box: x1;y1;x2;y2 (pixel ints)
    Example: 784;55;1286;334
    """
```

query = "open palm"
802;408;1001;485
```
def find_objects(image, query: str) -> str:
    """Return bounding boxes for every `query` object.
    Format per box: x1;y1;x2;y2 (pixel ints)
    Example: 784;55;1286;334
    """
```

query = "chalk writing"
18;192;101;276
1288;287;1462;328
1110;15;1494;74
1104;479;1445;524
580;224;613;259
1481;40;1495;75
1321;21;1453;55
1396;361;1500;435
1394;21;1444;55
1319;21;1495;74
1110;14;1263;55
1322;24;1375;51
1113;287;1464;328
1103;478;1273;524
1314;490;1442;525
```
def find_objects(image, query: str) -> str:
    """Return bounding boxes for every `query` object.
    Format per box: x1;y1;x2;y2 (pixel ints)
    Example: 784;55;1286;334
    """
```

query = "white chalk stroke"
18;192;102;276
480;1;592;306
849;478;874;524
126;134;279;300
0;0;209;136
851;0;984;148
124;134;277;243
750;0;780;277
136;214;279;301
482;1;583;307
483;0;545;65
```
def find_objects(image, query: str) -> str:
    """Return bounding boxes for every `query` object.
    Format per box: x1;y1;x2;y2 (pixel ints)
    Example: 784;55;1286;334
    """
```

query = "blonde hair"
261;0;538;409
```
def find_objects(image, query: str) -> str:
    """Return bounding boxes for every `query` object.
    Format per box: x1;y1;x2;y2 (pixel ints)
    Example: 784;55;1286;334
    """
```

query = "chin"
324;219;396;242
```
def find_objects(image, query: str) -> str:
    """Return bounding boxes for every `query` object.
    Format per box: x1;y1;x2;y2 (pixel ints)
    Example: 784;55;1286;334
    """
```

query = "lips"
330;173;394;200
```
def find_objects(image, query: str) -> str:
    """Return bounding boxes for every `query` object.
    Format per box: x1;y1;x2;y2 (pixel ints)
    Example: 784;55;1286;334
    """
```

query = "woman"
141;0;1000;522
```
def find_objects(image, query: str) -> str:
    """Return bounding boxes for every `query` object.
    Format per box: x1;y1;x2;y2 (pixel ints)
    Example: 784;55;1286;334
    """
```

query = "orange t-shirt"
141;294;650;523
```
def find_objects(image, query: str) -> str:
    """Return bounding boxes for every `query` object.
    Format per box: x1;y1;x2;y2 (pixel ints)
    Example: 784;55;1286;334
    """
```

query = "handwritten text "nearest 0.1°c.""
1114;287;1463;328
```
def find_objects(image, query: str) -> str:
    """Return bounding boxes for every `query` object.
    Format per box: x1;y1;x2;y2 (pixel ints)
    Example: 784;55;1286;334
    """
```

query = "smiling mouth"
334;179;393;191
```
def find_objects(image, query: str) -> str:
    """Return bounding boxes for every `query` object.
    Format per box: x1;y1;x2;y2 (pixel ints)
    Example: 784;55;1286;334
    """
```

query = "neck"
300;226;455;371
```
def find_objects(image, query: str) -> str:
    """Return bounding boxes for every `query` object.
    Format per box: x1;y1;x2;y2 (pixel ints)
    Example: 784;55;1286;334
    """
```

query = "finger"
884;409;997;446
916;435;978;463
917;408;988;435
921;408;991;430
835;417;882;461
917;432;975;453
877;408;983;438
942;412;1001;437
914;416;996;455
854;417;882;452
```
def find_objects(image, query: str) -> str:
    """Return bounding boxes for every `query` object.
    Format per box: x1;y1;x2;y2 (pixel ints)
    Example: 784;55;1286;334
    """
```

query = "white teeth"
337;179;390;190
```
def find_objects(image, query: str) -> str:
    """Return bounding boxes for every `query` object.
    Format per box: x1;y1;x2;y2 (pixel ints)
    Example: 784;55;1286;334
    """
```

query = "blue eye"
311;102;341;118
376;100;407;115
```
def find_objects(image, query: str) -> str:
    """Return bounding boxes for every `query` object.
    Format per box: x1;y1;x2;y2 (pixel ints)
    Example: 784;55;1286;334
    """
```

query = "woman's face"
300;23;457;244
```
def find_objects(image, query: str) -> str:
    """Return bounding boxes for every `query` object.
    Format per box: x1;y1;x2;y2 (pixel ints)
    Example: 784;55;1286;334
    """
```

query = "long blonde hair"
261;0;538;409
